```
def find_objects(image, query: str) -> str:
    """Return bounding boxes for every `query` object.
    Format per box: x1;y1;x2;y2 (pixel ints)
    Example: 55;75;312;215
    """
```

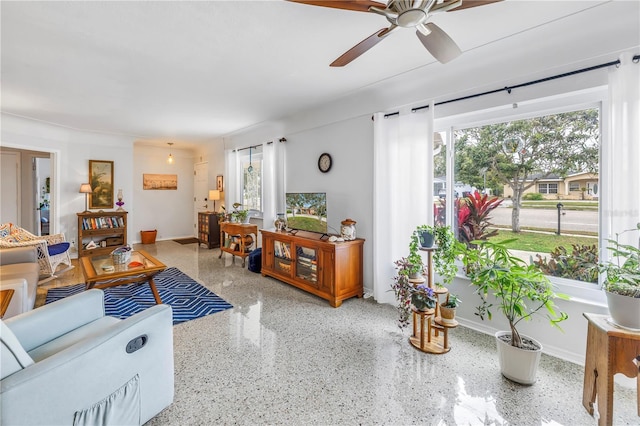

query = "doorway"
0;147;55;235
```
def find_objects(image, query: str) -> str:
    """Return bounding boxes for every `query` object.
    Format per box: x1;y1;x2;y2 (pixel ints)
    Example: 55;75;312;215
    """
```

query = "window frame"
435;88;606;303
238;149;264;213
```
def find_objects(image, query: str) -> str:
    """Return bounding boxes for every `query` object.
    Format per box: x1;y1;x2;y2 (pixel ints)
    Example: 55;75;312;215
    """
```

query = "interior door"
193;162;209;237
1;151;20;225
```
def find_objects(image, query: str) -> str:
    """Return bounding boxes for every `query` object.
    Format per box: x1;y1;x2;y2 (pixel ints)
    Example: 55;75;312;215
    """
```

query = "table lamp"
79;183;92;212
208;189;220;212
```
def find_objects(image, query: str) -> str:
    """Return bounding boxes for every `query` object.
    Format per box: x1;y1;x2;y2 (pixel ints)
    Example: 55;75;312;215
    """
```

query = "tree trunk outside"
511;187;522;233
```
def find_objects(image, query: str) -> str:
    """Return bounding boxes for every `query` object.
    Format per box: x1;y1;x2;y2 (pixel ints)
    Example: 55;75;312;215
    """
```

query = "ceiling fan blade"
447;0;503;12
330;27;394;67
286;0;385;13
416;22;461;64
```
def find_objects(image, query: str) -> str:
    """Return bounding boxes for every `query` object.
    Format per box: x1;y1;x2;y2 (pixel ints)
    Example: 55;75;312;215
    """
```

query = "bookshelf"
77;211;128;257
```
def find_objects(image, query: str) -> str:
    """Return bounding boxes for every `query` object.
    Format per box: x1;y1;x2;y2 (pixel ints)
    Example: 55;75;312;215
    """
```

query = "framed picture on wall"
143;174;178;190
89;160;114;209
217;175;223;191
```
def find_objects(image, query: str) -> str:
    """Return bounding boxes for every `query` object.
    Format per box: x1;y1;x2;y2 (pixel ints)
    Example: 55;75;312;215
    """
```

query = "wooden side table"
582;313;640;426
0;289;15;318
219;222;258;267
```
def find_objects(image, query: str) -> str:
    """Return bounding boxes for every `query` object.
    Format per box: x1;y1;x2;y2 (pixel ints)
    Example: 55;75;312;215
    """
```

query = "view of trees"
442;109;599;232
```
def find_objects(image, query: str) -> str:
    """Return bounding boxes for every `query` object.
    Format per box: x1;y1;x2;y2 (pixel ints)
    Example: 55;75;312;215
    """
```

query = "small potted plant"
439;294;461;325
390;257;416;329
231;203;250;224
461;239;568;385
599;223;640;329
411;284;437;312
414;225;434;248
390;259;436;329
431;225;463;287
407;232;425;279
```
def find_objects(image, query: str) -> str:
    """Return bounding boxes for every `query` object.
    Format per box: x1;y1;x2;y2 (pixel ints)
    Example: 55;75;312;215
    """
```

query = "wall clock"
318;153;332;173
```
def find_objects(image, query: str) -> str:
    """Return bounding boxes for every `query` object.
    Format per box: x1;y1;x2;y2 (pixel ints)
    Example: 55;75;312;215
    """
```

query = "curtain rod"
234;143;264;153
233;138;285;152
383;54;639;117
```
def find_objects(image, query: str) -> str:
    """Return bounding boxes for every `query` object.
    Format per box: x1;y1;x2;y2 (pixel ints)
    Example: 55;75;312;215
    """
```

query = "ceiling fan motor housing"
388;0;434;27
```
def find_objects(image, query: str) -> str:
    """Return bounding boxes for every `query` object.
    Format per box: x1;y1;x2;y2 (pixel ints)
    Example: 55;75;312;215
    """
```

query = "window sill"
452;266;607;307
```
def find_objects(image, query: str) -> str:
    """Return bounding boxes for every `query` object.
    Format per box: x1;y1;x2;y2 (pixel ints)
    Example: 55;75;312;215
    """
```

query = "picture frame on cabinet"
89;160;114;209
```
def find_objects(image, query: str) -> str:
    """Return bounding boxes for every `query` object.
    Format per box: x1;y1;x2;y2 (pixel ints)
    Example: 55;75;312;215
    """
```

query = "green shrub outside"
523;193;544;201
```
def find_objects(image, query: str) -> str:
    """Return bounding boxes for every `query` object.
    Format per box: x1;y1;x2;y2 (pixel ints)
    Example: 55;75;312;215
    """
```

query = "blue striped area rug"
45;267;233;325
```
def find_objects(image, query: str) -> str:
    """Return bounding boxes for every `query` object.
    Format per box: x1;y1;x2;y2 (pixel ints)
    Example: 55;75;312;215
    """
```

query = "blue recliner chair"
0;289;174;425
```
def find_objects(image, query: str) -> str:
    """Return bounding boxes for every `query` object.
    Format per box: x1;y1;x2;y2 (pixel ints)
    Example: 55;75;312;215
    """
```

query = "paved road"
489;206;598;234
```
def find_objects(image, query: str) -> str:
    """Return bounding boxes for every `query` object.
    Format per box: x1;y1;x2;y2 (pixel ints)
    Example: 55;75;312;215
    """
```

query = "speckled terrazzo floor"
37;241;638;425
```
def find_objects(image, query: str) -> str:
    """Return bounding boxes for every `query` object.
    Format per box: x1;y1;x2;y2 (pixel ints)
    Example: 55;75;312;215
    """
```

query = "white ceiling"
1;1;639;147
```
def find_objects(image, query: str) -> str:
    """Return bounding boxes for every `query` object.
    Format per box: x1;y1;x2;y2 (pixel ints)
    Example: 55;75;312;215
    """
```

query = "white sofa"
1;289;174;425
0;246;39;318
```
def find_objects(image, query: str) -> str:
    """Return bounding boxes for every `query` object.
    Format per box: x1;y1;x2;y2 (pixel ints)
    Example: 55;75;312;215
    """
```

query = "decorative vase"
494;331;542;385
116;189;125;211
340;218;356;240
274;213;287;232
605;291;640;330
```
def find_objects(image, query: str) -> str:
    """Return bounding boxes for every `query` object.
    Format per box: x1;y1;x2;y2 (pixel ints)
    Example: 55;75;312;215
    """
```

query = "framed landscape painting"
143;174;178;190
89;160;114;209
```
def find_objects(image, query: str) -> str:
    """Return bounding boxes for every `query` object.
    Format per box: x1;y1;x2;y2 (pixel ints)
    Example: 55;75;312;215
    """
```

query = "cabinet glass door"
295;245;317;284
274;240;292;275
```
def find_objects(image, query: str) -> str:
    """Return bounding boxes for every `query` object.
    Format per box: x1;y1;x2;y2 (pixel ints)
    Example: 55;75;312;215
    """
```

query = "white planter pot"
605;291;640;330
494;331;542;385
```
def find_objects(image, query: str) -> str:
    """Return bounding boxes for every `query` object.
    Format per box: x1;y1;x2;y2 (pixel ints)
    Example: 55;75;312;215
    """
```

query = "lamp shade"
208;190;221;201
79;183;92;193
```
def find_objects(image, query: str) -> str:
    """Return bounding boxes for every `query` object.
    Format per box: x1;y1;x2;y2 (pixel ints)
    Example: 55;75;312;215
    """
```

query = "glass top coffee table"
80;249;167;304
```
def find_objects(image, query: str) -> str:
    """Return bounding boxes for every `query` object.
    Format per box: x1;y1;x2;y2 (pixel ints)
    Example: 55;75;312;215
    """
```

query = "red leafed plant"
458;191;503;247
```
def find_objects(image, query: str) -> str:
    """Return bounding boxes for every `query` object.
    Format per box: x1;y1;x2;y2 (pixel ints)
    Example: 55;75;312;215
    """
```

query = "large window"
239;147;263;212
437;101;600;288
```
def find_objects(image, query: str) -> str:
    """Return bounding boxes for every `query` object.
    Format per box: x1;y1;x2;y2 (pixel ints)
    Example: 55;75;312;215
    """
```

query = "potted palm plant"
462;239;568;384
599;223;640;329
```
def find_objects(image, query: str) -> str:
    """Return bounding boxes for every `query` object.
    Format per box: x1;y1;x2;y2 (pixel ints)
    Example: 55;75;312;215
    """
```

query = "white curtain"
224;149;240;210
606;52;640;248
372;108;434;304
262;139;286;229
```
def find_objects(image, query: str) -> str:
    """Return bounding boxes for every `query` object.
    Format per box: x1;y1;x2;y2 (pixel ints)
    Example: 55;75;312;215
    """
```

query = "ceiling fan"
288;0;502;66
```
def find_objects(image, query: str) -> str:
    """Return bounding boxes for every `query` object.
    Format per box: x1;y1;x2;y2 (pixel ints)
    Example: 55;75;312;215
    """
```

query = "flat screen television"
285;192;327;234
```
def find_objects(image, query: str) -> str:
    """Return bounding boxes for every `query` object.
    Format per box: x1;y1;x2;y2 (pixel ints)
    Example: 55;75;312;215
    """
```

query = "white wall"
1;114;134;249
132;144;197;242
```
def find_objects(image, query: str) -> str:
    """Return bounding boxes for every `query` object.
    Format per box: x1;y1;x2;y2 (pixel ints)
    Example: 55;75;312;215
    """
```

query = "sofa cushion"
48;242;70;256
1;320;35;379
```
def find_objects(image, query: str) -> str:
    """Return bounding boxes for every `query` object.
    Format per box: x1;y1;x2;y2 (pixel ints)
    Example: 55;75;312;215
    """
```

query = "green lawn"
488;229;597;253
520;200;598;211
